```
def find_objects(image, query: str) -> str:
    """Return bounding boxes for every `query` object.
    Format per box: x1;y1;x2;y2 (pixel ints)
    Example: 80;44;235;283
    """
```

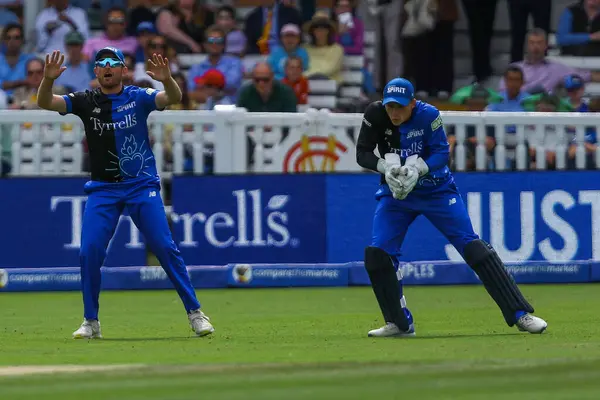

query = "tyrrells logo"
389;141;424;158
171;190;295;249
90;113;137;136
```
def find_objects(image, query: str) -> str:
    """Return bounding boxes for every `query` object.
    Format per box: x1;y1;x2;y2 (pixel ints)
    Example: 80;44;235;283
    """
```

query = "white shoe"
73;319;102;339
188;309;214;337
516;314;548;334
368;322;416;338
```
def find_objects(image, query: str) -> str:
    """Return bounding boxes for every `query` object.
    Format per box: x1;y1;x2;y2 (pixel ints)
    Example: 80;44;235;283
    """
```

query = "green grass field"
1;284;600;399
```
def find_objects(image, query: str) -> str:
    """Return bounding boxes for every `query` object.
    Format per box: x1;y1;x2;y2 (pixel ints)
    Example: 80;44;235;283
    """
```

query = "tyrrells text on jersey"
90;113;137;136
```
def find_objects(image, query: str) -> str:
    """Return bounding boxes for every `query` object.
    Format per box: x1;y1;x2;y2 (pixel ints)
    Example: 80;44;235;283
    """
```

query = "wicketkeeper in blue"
37;48;214;339
356;78;548;337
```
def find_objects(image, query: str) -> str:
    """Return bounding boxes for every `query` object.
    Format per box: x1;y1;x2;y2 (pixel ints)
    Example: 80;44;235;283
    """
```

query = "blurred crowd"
1;0;600;176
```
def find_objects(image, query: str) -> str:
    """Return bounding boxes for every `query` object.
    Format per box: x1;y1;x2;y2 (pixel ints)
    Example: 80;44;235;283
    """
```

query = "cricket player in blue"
356;78;548;337
37;48;214;339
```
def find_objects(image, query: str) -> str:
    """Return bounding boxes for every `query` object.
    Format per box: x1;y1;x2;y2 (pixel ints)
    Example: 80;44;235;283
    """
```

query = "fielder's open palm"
146;53;171;82
44;50;67;80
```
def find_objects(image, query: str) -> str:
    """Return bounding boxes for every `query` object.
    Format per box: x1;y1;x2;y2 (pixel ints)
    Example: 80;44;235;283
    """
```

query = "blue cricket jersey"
60;85;163;184
356;100;453;194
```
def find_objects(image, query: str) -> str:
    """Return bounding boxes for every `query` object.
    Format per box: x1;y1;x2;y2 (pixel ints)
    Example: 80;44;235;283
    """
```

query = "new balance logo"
385;129;392;136
93;107;101;114
449;198;456;205
149;191;157;198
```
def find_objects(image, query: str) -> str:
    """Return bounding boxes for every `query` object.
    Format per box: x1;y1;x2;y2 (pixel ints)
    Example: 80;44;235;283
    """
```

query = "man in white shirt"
35;0;89;54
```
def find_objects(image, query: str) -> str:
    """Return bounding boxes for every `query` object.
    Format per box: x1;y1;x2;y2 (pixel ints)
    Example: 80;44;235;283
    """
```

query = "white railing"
1;109;599;177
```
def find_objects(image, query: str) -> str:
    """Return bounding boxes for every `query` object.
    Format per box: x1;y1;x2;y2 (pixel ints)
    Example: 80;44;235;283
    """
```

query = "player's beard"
99;72;122;90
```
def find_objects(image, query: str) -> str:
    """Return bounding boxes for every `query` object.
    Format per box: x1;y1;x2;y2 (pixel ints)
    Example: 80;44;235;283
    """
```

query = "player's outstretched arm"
146;53;182;109
37;51;67;113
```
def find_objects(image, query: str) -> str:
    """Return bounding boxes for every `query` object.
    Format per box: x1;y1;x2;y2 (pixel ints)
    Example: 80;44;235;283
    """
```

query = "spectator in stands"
35;0;89;54
156;0;214;54
461;0;497;83
194;68;233;110
303;11;344;84
55;31;91;92
134;34;180;90
127;0;156;37
508;0;552;62
244;0;303;55
83;7;138;60
557;0;600;56
215;5;247;57
487;66;528;112
268;23;309;80
484;66;530;170
236;62;297;112
134;22;158;64
186;25;242;102
281;56;308;105
500;29;600;93
331;0;364;55
11;58;66;109
403;0;458;98
568;96;600;169
0;23;32;97
563;74;588;111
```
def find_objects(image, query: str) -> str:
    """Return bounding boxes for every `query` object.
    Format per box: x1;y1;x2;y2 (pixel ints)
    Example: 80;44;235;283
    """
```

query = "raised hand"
146;53;172;82
44;50;67;80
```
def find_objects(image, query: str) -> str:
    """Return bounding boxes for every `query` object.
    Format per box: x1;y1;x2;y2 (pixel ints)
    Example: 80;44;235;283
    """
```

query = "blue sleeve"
137;87;161;114
557;9;591;46
424;111;450;171
59;91;88;116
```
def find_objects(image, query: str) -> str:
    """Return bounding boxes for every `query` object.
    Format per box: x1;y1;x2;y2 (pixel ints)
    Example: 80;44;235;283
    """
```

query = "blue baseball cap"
95;46;125;63
564;74;584;91
137;21;157;35
382;78;415;106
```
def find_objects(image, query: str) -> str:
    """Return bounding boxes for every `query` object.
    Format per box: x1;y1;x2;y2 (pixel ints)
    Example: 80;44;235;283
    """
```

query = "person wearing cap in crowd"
268;23;309;81
303;11;344;83
563;74;588;111
355;77;548;338
55;31;92;92
36;46;216;339
134;21;158;64
194;68;233;110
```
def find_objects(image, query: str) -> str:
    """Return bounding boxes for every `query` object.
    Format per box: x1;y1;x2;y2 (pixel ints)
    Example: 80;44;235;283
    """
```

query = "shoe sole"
195;328;215;337
518;324;548;334
368;332;416;338
73;334;102;339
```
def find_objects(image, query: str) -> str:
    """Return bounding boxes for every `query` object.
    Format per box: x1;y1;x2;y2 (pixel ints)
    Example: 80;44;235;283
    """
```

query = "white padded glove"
394;155;429;199
377;155;406;200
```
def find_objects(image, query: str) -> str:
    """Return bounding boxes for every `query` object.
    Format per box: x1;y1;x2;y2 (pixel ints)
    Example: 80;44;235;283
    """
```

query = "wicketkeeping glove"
377;157;406;200
394;155;430;200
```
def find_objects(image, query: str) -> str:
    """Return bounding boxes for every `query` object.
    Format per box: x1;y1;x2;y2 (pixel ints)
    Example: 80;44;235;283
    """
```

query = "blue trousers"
372;182;479;265
80;179;200;320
